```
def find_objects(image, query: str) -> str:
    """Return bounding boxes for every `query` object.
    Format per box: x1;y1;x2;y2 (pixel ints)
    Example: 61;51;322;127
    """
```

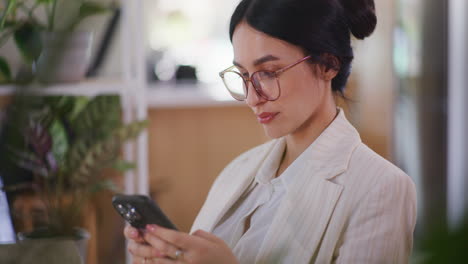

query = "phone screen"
0;176;16;244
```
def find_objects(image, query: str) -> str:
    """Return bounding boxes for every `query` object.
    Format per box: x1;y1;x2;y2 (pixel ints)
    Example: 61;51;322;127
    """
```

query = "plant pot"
33;31;94;83
0;239;83;264
17;227;90;264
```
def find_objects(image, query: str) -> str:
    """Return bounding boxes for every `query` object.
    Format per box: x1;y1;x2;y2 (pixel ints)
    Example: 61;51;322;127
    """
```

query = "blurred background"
0;0;467;263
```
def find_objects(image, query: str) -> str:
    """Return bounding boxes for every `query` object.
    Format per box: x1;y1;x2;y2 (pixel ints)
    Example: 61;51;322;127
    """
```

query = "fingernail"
146;224;156;232
130;230;138;237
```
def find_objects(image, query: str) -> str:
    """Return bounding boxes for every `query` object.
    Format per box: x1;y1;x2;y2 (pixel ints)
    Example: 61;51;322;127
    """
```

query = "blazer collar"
293;107;361;180
255;108;362;262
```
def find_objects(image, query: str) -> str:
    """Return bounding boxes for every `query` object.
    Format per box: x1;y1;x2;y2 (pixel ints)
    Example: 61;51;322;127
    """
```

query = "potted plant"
0;94;147;262
0;0;114;83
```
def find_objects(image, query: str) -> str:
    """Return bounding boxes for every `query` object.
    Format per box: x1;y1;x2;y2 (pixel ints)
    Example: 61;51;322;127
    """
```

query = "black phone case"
112;194;178;230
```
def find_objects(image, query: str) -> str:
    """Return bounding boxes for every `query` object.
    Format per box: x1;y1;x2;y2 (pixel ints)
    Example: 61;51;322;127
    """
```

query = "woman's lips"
257;112;279;124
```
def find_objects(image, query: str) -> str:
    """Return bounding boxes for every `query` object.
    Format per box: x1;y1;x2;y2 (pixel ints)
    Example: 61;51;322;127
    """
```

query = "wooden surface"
148;105;268;232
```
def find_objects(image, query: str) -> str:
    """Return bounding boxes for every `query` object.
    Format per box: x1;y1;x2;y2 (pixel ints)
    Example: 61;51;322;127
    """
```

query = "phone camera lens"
125;212;132;220
117;204;128;215
126;207;141;221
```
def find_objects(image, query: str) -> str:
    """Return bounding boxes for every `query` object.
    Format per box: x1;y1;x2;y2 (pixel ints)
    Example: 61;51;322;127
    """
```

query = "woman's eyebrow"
233;55;281;68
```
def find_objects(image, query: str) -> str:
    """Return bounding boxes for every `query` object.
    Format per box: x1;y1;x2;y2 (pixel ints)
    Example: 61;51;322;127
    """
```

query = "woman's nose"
245;81;266;107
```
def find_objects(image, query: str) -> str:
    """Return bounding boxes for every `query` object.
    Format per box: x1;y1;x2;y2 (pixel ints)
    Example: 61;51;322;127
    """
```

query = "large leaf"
14;22;42;63
71;95;121;142
0;56;11;82
111;159;136;172
78;2;109;20
0;0;17;30
8;147;48;177
44;96;87;123
89;179;121;194
66;120;148;186
68;96;90;121
49;118;69;168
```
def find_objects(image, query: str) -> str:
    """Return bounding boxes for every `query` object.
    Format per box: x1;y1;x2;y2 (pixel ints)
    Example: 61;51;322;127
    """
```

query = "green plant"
0;94;147;237
0;0;112;82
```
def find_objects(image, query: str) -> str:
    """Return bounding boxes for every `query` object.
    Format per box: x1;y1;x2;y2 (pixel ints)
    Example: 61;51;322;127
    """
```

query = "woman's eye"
258;71;276;79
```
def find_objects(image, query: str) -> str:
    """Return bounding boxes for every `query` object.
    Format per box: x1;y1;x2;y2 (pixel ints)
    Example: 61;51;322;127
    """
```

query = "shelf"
0;79;135;97
147;82;244;108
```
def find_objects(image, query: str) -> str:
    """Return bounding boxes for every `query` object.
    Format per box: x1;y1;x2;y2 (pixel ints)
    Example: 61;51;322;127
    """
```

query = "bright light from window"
145;0;237;83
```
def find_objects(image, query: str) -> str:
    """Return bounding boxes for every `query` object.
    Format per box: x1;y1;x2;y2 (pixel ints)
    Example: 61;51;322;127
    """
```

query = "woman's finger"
146;225;200;249
131;256;147;264
124;225;146;243
143;231;180;258
146;257;179;264
150;258;179;264
192;229;222;244
128;240;159;258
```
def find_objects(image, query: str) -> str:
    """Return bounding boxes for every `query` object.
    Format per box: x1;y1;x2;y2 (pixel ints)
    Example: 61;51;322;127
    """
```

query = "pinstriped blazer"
190;109;417;263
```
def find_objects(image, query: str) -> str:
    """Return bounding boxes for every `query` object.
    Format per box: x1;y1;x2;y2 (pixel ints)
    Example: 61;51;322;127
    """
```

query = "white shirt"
212;138;292;263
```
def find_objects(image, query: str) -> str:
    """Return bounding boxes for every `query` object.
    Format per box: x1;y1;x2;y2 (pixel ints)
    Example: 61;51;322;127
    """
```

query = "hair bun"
339;0;377;39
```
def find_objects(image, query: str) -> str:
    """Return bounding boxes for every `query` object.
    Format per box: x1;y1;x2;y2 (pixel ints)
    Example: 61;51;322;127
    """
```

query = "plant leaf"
89;179;121;194
49;118;69;168
0;56;11;82
14;22;42;63
111;159;136;172
71;95;121;142
78;2;109;20
68;96;90;121
67;120;147;187
0;0;17;30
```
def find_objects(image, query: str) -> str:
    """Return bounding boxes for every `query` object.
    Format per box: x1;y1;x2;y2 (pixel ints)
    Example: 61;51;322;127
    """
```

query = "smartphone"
112;194;178;231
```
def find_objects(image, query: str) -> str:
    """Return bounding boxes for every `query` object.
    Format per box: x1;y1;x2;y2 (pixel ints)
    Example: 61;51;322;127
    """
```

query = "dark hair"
229;0;377;94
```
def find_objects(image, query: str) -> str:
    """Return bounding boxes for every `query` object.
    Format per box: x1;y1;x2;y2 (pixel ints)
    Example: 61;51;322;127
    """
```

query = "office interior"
0;0;467;263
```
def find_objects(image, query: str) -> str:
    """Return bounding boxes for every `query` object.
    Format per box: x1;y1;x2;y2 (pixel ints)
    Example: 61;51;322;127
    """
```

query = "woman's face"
232;22;331;138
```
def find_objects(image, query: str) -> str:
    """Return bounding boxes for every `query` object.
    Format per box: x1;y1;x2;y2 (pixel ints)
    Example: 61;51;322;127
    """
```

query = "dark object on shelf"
175;65;197;83
86;7;121;77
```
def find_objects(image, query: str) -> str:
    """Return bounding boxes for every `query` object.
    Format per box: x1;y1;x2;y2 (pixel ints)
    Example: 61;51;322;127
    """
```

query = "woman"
125;0;417;263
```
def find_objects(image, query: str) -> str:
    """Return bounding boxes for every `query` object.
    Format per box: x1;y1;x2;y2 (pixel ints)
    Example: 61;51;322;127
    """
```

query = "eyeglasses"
219;55;312;101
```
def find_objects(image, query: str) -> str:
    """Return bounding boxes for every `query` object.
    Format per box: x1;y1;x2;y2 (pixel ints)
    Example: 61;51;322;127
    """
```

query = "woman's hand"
124;224;238;264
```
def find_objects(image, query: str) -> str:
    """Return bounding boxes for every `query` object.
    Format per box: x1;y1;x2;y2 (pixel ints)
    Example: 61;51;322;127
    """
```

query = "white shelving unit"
0;79;132;96
147;82;241;108
0;0;149;198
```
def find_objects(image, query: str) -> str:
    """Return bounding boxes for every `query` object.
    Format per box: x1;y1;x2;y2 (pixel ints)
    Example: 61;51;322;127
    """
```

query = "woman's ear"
318;54;340;81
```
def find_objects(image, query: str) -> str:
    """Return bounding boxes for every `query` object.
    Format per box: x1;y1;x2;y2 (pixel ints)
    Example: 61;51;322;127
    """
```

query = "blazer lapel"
256;109;361;263
190;140;280;233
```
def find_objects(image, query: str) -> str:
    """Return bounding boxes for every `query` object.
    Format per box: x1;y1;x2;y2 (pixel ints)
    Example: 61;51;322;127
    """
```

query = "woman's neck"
277;98;338;177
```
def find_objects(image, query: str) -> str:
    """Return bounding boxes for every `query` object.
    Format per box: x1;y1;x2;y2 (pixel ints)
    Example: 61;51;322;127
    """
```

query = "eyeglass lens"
222;71;279;101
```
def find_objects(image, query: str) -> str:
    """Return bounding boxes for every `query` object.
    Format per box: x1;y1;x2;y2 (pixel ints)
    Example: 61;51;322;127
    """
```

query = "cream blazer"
190;110;417;264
